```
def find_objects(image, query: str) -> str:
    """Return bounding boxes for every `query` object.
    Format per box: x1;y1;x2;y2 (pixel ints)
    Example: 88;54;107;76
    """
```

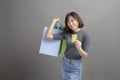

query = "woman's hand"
74;40;82;48
74;40;88;59
53;18;60;24
46;18;60;39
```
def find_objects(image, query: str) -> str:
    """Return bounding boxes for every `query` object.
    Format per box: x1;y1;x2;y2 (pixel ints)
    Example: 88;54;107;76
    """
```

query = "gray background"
0;0;120;80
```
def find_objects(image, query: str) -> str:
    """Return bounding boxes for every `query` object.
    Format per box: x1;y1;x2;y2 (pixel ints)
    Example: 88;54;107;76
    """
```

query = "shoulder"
79;29;88;35
80;30;90;38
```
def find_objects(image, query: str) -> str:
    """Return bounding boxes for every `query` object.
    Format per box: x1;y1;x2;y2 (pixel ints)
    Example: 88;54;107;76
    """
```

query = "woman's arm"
46;18;60;39
74;40;88;59
75;32;90;59
76;45;88;59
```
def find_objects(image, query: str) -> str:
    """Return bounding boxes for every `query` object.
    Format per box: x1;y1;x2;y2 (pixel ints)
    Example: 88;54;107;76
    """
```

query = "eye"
71;19;74;22
67;20;71;24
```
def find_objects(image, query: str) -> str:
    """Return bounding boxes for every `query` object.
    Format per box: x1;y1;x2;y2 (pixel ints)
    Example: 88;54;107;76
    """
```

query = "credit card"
72;34;77;42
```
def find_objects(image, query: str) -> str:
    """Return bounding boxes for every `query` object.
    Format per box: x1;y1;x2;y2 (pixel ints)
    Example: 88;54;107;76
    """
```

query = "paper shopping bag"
39;26;66;57
58;39;66;57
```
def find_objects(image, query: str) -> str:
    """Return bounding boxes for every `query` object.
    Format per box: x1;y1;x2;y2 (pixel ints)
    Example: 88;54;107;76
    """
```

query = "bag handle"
54;21;64;30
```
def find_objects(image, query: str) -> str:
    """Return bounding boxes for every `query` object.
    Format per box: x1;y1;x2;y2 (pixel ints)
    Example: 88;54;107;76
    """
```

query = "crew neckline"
72;29;81;34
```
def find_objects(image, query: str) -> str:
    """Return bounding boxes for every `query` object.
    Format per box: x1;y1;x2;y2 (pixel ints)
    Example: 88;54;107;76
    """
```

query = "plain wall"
0;0;120;80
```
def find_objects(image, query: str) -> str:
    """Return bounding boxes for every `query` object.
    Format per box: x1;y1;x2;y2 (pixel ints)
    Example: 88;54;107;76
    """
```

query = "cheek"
75;21;79;26
67;23;71;28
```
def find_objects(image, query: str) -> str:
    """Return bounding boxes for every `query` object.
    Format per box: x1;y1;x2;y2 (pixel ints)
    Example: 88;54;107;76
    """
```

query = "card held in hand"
72;34;77;42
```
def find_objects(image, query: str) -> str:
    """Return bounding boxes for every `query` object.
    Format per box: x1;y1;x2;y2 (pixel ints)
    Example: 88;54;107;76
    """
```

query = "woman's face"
67;16;79;32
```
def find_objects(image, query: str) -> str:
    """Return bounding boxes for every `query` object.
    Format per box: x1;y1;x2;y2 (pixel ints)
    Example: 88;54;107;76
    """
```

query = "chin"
70;28;75;30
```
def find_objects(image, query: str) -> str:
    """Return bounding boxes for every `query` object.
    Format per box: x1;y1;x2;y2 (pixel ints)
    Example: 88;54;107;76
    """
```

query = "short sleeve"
53;33;65;40
82;32;90;52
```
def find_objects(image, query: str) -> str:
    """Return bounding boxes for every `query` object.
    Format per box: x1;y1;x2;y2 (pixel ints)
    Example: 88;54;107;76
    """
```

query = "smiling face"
67;16;79;32
64;12;84;33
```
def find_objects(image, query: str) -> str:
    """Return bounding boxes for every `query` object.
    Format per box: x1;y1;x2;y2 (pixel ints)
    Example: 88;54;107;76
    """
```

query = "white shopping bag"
39;26;62;57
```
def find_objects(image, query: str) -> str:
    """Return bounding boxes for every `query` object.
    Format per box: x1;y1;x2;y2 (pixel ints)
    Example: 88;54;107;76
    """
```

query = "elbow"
46;34;49;38
83;53;88;59
46;34;53;39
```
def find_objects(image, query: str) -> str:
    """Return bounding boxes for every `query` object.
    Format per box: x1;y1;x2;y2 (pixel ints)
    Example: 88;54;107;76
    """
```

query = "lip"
71;26;75;29
70;27;75;31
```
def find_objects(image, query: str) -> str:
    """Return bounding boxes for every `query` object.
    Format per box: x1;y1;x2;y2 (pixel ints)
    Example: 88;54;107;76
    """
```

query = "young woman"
46;12;90;80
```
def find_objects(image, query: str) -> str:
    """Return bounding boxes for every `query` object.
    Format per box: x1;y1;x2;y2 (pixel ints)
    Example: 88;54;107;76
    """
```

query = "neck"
73;28;80;32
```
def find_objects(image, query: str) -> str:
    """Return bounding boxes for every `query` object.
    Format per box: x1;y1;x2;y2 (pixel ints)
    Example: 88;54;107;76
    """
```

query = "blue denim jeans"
61;56;82;80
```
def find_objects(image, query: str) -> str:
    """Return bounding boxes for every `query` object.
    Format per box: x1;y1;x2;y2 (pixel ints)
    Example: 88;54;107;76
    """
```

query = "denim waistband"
63;56;82;62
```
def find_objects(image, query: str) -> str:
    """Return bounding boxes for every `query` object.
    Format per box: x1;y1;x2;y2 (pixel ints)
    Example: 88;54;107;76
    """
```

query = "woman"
46;12;90;80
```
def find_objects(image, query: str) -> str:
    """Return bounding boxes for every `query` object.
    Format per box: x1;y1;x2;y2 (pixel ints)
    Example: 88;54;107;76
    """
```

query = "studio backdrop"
0;0;120;80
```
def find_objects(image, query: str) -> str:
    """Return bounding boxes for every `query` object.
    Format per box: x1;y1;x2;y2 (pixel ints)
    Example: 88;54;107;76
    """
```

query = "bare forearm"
46;18;59;39
46;20;56;39
74;40;88;59
76;46;88;59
